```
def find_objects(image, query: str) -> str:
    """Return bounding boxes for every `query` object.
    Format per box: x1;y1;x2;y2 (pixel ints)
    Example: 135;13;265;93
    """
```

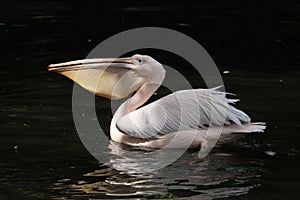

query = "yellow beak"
48;57;146;100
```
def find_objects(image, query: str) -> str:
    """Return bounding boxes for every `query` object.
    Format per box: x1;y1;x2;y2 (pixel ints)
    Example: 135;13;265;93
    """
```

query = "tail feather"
222;122;266;134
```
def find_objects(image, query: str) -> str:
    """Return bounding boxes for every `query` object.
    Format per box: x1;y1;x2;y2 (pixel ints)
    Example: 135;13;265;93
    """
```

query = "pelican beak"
47;57;137;72
48;57;146;99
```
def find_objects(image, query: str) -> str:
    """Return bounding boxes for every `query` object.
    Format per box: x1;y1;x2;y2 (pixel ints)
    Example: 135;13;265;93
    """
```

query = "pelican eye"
136;58;143;64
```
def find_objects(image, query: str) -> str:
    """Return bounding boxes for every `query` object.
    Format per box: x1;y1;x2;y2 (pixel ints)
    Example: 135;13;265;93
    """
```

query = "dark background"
0;0;299;199
1;0;299;70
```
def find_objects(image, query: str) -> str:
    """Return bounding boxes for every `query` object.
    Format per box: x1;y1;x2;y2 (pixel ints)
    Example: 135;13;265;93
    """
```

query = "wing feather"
116;87;251;139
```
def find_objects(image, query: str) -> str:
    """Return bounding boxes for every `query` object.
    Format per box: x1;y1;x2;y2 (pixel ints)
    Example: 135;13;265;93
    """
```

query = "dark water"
1;1;300;199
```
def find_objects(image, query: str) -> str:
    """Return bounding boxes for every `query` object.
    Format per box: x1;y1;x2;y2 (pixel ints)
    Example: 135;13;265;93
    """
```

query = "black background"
0;0;300;199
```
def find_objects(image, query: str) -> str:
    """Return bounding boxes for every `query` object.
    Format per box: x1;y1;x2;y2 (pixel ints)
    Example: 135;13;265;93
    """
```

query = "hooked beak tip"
47;64;52;71
47;64;56;71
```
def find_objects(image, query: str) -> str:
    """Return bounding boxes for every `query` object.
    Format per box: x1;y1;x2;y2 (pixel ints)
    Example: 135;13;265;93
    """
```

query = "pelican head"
48;54;165;100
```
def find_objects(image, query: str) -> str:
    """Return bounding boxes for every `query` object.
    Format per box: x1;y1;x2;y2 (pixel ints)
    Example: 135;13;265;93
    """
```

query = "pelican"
48;54;265;150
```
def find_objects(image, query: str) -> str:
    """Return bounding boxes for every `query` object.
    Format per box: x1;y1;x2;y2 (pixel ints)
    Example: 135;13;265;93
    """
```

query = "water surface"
0;1;299;199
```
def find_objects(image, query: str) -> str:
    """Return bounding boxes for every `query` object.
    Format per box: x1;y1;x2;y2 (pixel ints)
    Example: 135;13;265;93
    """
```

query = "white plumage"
49;54;266;150
117;87;252;140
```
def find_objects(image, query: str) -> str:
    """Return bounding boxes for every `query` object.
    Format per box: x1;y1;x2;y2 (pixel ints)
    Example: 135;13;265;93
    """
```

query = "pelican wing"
116;87;251;139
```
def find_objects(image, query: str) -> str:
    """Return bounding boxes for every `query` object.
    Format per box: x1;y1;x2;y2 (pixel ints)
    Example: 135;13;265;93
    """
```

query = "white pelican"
48;54;265;150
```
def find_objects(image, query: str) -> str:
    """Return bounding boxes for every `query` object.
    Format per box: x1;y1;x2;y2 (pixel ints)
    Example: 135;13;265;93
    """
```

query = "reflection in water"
52;142;263;199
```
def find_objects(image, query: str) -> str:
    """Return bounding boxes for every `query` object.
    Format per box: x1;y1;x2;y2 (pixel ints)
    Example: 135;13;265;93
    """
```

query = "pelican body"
48;55;265;150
